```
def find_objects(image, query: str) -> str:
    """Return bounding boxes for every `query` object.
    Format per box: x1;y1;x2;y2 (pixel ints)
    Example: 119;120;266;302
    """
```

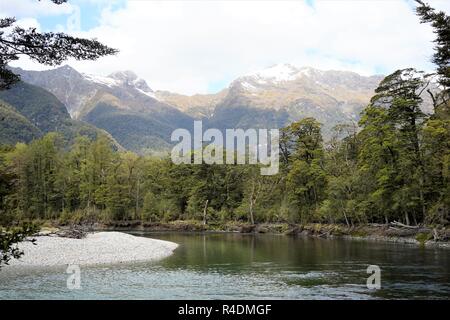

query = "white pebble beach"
5;232;178;267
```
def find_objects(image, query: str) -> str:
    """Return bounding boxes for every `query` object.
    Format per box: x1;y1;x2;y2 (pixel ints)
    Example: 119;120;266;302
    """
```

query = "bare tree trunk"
249;182;255;225
249;198;255;225
135;176;140;219
339;200;350;228
343;210;350;228
203;199;209;225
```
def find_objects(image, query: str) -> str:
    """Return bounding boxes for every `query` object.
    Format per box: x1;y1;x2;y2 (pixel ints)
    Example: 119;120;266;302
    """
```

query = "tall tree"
283;118;327;222
416;0;450;113
416;1;450;91
322;124;361;226
359;69;430;224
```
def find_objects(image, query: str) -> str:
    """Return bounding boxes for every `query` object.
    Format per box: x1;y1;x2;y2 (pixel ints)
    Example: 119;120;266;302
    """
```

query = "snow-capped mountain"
85;70;157;99
14;66;162;118
158;64;384;136
245;63;307;83
229;63;382;111
10;63;387;152
13;65;193;154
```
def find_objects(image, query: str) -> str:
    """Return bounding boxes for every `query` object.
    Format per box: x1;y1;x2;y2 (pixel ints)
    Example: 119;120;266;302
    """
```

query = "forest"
0;0;448;230
0;66;448;228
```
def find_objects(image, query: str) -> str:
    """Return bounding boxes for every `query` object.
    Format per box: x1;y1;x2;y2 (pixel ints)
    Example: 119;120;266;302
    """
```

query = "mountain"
13;66;194;154
155;89;228;118
11;63;387;151
0;81;120;148
155;64;384;137
0;100;41;145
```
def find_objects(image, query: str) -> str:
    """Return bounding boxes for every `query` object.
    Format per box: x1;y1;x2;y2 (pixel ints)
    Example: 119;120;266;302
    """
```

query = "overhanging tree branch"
0;1;118;90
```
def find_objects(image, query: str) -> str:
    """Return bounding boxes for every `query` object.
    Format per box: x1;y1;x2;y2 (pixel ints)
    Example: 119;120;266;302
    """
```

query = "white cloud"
6;0;450;94
14;17;41;30
0;0;73;17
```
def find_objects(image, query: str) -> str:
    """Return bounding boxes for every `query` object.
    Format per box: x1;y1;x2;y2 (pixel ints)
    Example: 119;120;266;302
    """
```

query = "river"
0;232;449;299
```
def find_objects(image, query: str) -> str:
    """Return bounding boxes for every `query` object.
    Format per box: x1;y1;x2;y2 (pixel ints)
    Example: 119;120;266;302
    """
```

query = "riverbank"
35;220;450;249
5;231;178;267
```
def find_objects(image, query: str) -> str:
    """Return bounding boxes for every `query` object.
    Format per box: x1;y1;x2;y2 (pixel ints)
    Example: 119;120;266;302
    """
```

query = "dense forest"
0;66;448;227
0;0;448;229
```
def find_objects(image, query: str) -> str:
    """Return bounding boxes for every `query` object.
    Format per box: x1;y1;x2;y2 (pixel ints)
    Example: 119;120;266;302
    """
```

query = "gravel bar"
6;232;178;267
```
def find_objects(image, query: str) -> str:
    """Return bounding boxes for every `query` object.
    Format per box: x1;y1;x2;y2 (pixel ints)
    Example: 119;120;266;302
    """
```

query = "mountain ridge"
9;63;387;152
12;65;194;154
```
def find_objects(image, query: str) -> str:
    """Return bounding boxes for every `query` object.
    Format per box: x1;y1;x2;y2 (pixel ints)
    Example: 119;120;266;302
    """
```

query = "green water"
0;232;449;299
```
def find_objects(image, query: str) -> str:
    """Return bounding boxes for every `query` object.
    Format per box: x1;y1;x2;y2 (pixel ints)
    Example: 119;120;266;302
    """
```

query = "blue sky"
33;0;127;32
39;1;126;31
3;0;450;94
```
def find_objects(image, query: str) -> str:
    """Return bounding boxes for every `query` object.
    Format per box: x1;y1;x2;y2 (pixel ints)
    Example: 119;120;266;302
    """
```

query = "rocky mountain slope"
8;63;387;152
13;66;193;154
155;89;228;118
159;64;384;136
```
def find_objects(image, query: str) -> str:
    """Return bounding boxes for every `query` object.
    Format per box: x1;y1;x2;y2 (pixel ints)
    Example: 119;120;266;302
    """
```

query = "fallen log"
390;221;420;229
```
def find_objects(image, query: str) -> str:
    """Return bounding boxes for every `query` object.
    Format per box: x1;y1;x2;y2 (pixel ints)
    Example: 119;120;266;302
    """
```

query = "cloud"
0;0;74;18
6;0;450;94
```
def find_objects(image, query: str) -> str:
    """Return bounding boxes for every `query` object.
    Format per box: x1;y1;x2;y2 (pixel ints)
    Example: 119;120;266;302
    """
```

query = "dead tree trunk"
202;199;209;225
249;197;255;225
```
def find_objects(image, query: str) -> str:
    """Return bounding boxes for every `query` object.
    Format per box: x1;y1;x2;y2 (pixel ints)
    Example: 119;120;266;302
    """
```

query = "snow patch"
136;88;158;100
242;64;317;86
249;63;300;82
83;72;157;100
241;81;258;91
83;73;120;88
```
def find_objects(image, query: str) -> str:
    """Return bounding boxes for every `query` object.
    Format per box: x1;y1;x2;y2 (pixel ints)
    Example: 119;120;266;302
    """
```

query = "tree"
321;124;361;226
357;69;431;224
416;1;450;92
422;118;450;224
0;223;38;269
239;165;283;224
0;145;15;216
0;1;118;89
6;133;63;219
120;152;144;219
416;1;450;114
283;118;327;222
187;163;225;224
1;0;117;268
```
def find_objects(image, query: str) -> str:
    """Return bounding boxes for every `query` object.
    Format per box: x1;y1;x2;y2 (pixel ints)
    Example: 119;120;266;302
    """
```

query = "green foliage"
82;102;176;154
0;0;448;233
0;81;122;149
282;118;328;223
416;0;450;92
1;80;448;227
415;232;432;245
0;101;41;144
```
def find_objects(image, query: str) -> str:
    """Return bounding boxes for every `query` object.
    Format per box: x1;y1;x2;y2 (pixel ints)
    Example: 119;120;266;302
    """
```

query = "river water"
0;232;449;299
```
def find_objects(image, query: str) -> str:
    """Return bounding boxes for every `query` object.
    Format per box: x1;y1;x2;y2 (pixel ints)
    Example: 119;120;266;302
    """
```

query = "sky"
1;0;450;95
